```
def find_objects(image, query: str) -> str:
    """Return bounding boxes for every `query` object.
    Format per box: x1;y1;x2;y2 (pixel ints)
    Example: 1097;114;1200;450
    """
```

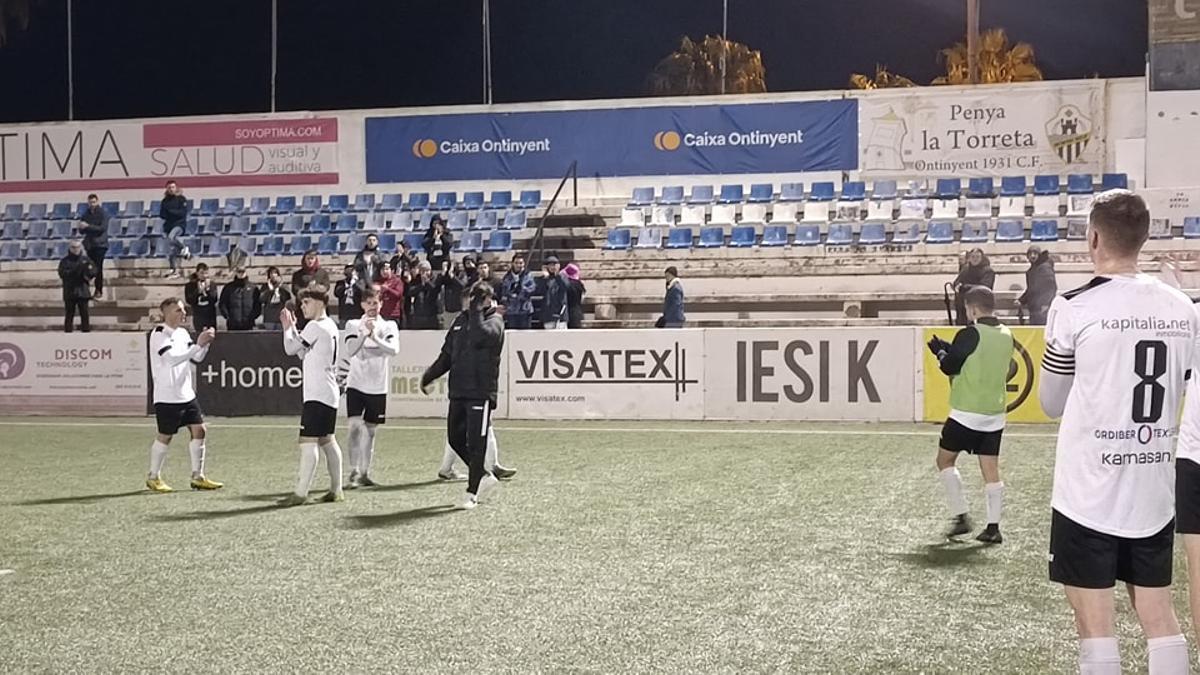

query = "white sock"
188;439;206;477
440;441;457;473
1079;637;1121;675
1147;634;1188;675
361;424;377;476
148;440;169;478
345;419;363;474
320;438;343;494
938;467;968;517
485;427;499;471
985;482;1004;526
295;443;319;497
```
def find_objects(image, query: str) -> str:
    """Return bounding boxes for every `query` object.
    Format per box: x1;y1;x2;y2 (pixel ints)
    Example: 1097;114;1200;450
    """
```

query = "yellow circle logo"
412;139;437;159
654;130;681;151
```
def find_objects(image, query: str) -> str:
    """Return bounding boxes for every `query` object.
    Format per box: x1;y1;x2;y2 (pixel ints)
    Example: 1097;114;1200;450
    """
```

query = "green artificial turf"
0;418;1193;673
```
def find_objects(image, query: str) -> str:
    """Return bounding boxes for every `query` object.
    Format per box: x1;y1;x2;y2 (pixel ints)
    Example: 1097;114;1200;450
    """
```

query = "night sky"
0;0;1148;124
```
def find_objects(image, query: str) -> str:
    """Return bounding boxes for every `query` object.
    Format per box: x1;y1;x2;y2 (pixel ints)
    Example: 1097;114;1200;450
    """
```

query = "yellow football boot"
190;477;224;491
145;478;173;493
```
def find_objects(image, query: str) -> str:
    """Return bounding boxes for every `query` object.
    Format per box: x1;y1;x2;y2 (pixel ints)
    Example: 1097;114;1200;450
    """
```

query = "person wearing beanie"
563;262;586;329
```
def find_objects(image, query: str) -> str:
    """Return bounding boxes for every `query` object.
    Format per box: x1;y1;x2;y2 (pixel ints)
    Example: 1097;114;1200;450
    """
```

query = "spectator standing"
379;264;406;331
353;233;387;290
159;180;190;279
58;240;95;333
498;253;535;330
406;261;441;329
564;262;586;329
390;241;420;280
184;263;218;331
260;266;292;330
218;265;261;331
953;248;995;326
333;265;362;328
658;266;686;328
76;193;109;299
540;255;569;330
1018;246;1057;326
437;256;475;329
423;216;454;272
476;260;494;293
290;249;330;296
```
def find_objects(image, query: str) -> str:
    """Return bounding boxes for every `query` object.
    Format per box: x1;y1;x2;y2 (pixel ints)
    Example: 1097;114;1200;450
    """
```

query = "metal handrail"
529;160;578;265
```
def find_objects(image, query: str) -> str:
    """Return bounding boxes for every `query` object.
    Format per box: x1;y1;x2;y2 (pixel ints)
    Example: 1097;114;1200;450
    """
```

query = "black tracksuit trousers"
447;399;491;495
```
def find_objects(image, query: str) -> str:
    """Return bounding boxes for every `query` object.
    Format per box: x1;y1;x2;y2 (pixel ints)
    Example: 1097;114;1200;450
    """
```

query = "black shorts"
1049;509;1174;589
154;400;204;436
346;388;387;425
299;401;338;438
1177;458;1200;534
939;418;1003;456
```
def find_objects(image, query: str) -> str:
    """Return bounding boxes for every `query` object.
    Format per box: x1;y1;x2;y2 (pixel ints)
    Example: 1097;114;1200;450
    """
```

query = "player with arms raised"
338;285;399;488
146;298;223;493
1040;190;1197;674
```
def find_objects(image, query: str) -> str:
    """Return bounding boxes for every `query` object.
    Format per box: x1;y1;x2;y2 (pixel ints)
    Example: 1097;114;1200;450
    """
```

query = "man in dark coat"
1018;246;1057;326
498;253;536;330
406;261;442;329
540;255;569;330
353;233;387;290
953;248;996;326
657;266;686;328
76;193;109;299
218;266;262;331
58;240;95;333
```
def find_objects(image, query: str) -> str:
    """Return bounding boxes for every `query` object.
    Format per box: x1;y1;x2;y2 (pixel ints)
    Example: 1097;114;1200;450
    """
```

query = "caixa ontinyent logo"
0;343;26;380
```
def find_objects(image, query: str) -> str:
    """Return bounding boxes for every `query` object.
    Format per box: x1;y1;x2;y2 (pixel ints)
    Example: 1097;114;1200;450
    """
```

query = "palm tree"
0;0;33;47
932;28;1043;85
647;36;767;96
849;65;917;90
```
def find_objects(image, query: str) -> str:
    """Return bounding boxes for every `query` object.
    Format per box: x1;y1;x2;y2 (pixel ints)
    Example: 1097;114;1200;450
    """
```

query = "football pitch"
0;417;1192;673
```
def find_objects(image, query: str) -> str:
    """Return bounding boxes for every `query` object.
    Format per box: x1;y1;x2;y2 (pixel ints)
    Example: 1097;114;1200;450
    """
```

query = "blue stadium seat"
729;226;756;247
325;194;350;212
809;182;836;202
936;179;961;199
404;193;429;211
1101;173;1129;191
697;226;725;248
377;233;397;253
228;216;252;235
2;222;22;239
184;218;201;236
299;195;322;213
826;223;853;244
893;221;922;244
259;236;285;256
333;214;357;233
74;202;88;218
659;186;684;205
381;193;405;211
49;221;72;239
280;215;304;233
247;197;270;215
488;191;512;209
485;231;513;252
316;234;340;255
603;228;633;250
794;224;821;246
309;215;331;233
995;219;1025;242
447;211;469;231
502;210;528;230
630;187;655;206
352;194;375;212
26;241;48;259
0;241;19;261
26;204;48;220
125;238;151;258
185;237;207;256
200;217;224;235
718;185;744;204
218;198;244;216
462;192;485;210
761;225;788;247
124;219;148;238
1033;175;1060;195
925;221;953;244
346;233;367;252
389;212;414;232
967;178;995;198
747;183;773;203
106;219;124;238
665;227;694;249
252;216;277;234
841;182;867;201
779;183;804;202
859;222;887;245
474;210;499;230
274;196;297;213
687;185;714;204
289;235;313;253
1031;219;1059;241
416;212;435;231
50;240;69;259
402;233;425;251
518;190;541;208
50;203;72;220
999;177;1026;197
434;192;456;210
106;240;125;258
147;200;161;218
871;180;898;199
2;204;23;220
456;231;484;253
961;220;989;242
196;198;219;216
101;201;120;217
1067;174;1094;194
26;221;48;239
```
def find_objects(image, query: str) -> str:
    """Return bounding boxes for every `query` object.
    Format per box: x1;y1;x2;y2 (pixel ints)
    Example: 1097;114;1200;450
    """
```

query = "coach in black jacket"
420;281;504;507
77;194;109;298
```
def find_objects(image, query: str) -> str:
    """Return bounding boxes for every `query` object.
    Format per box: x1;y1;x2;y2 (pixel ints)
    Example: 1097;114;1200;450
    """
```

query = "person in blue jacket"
158;180;191;279
498;253;536;330
657;266;686;329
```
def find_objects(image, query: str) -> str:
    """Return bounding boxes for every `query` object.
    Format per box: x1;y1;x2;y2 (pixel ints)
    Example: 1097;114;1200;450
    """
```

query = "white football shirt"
340;317;400;396
284;315;340;408
1045;275;1198;538
149;324;208;404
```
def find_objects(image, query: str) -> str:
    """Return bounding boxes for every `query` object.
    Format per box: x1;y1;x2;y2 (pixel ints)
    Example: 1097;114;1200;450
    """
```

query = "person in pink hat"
563;263;586;329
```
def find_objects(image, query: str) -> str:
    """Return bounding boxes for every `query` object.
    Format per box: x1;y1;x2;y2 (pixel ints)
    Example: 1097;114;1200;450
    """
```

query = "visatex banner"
364;99;858;182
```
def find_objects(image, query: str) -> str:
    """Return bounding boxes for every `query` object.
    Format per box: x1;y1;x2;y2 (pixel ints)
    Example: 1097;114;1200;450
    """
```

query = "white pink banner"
0;115;339;192
0;332;148;416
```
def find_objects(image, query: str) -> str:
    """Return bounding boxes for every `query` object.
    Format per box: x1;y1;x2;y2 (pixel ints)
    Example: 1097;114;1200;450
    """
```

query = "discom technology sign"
365;99;858;182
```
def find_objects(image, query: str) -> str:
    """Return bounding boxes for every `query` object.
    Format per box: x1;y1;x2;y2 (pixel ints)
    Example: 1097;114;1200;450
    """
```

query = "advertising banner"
857;82;1105;178
193;331;302;417
921;326;1050;424
0;332;146;416
387;329;509;419
505;329;705;420
0;115;339;193
703;328;916;421
365;99;858;182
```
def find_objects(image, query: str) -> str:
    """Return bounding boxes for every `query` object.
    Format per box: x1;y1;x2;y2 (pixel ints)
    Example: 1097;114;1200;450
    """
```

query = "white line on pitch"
0;569;15;577
0;419;1059;439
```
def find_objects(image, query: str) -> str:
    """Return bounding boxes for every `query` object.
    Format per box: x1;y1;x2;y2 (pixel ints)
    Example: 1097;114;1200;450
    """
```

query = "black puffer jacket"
219;277;261;330
406;279;441;329
58;252;95;300
79;206;110;249
421;307;504;405
159;194;188;234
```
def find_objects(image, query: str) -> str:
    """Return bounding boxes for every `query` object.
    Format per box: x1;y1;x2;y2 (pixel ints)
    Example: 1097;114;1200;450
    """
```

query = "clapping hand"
361;317;376;336
197;327;216;347
280;308;295;330
926;336;950;356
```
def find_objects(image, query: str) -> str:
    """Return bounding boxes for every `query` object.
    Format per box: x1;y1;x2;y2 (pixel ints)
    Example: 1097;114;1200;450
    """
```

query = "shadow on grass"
370;479;443;493
150;504;283;522
344;505;459;529
891;541;994;569
239;492;292;503
17;490;148;506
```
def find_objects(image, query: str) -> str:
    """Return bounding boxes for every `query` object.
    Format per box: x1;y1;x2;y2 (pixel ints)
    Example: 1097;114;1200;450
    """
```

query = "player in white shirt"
279;288;344;506
1039;190;1196;675
145;298;223;493
337;286;399;488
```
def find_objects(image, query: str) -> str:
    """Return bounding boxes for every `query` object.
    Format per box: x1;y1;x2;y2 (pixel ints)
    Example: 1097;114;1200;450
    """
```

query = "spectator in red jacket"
378;264;406;330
